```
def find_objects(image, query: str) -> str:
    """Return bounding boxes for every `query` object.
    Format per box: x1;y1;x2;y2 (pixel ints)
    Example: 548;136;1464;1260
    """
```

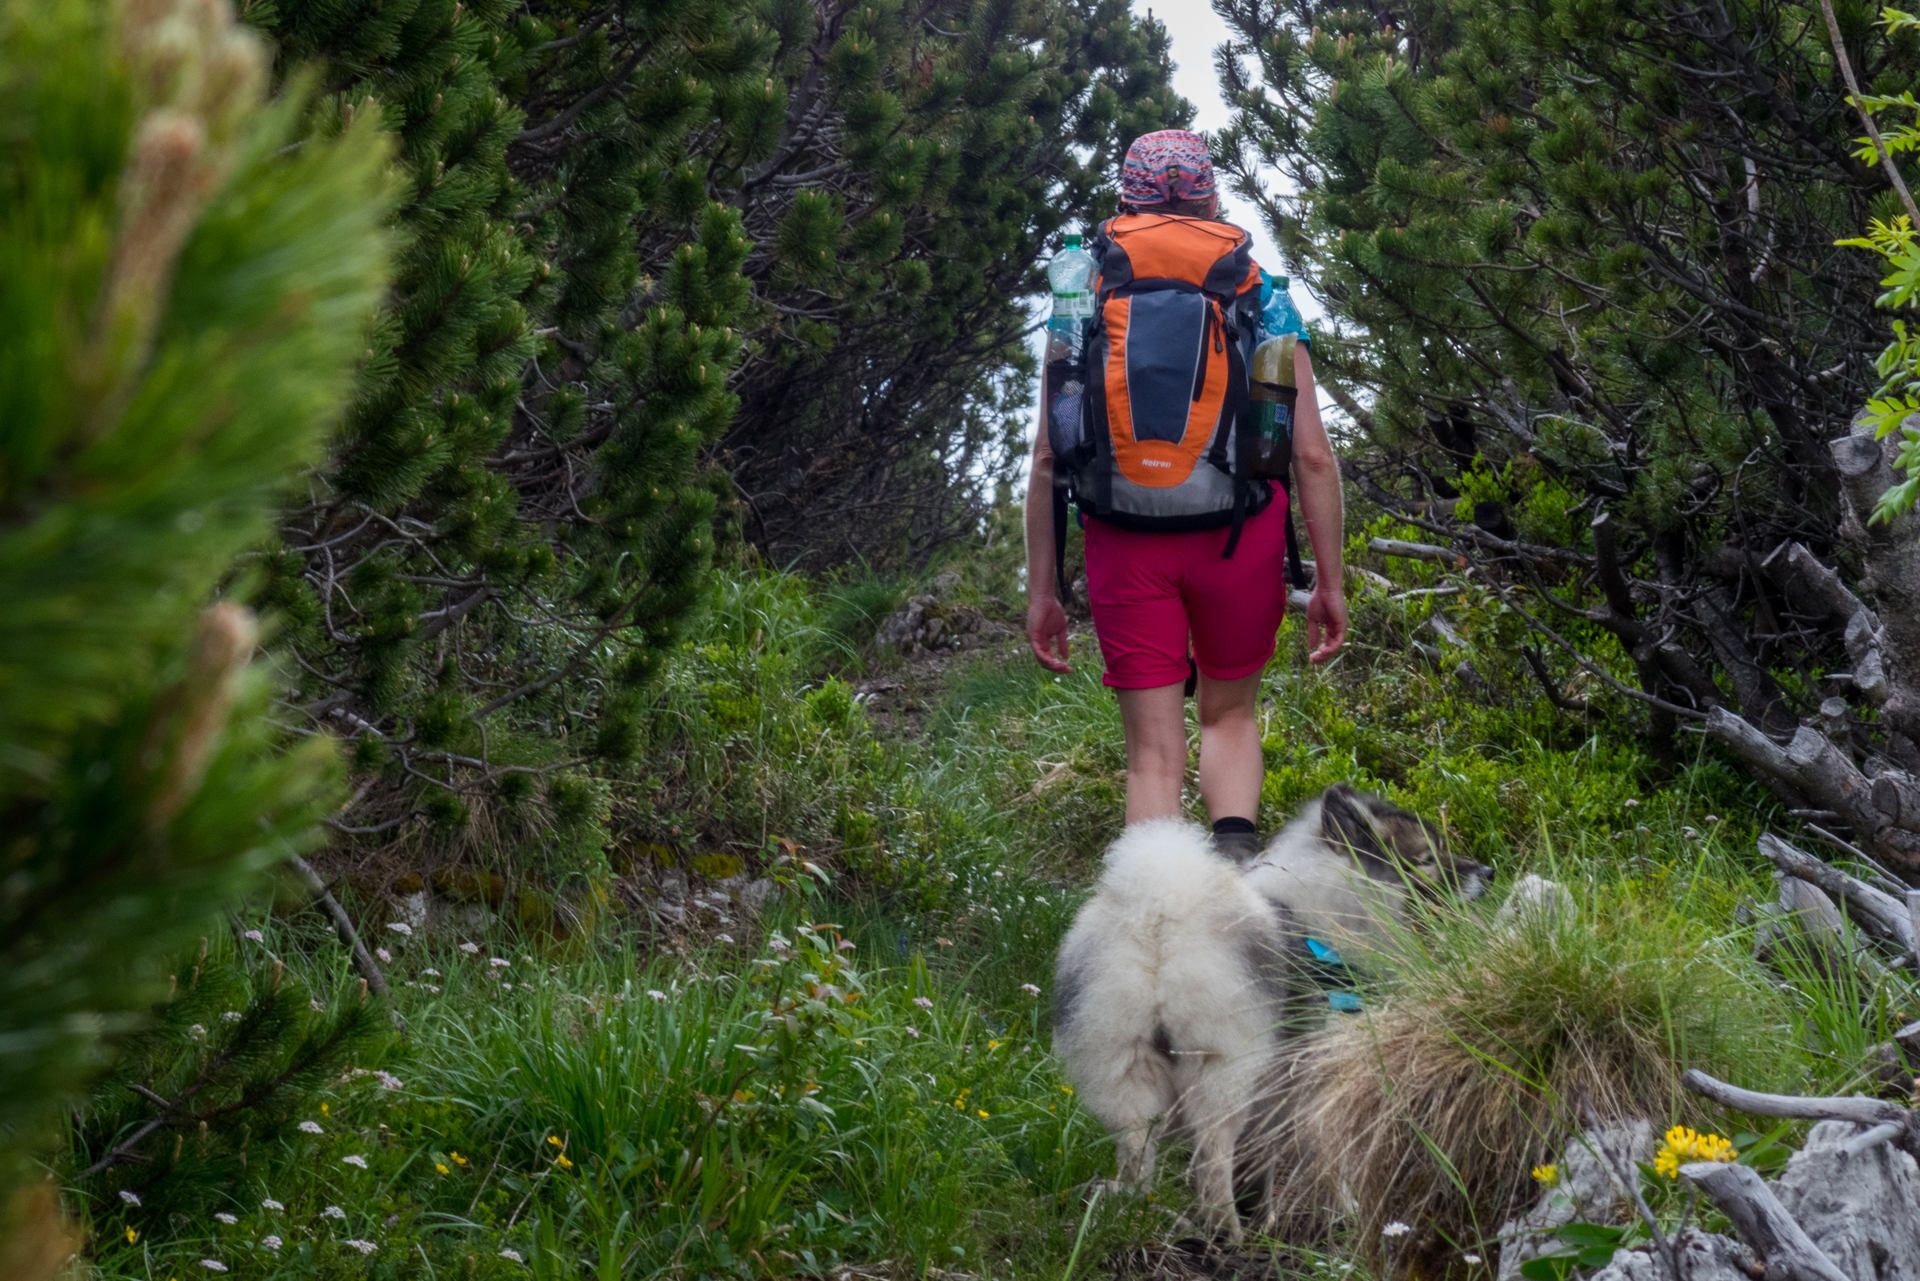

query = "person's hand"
1305;585;1348;664
1027;594;1073;674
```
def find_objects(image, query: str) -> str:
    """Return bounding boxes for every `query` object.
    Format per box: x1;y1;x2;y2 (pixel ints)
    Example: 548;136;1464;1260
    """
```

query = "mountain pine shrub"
0;0;393;1245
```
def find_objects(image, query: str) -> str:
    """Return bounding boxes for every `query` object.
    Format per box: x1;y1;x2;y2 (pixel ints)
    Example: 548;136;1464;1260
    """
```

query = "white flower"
768;936;790;952
1706;814;1722;823
1623;797;1640;808
261;1235;283;1251
223;1010;243;1022
716;933;735;943
646;989;667;1001
375;947;392;964
489;957;509;967
200;1261;228;1272
215;1213;237;1225
341;1155;368;1169
499;1249;525;1264
836;938;856;951
244;929;264;943
386;922;412;936
904;1026;920;1038
322;1205;346;1220
119;1190;141;1206
1382;1221;1413;1238
1464;1255;1484;1265
1020;983;1041;996
501;982;513;991
261;1199;283;1211
344;1239;377;1254
460;942;479;954
374;1071;404;1090
912;996;933;1010
422;968;441;976
310;999;325;1012
189;1024;207;1039
299;1121;324;1135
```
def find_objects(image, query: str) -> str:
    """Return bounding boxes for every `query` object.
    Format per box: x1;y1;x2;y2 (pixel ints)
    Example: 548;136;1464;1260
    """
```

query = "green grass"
63;546;1904;1279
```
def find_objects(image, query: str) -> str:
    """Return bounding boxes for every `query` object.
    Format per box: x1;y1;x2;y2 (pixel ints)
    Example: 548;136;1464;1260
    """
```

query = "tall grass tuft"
1249;870;1797;1268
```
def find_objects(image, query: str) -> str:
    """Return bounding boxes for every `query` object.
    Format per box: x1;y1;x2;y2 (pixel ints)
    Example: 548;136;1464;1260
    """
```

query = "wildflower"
126;1227;138;1244
977;1109;990;1119
716;933;735;943
322;1206;346;1219
201;1261;228;1272
499;1249;525;1264
310;999;325;1012
647;989;667;1001
344;1239;378;1254
223;1011;243;1022
1020;983;1041;996
243;930;264;943
119;1191;141;1206
1382;1221;1412;1238
904;1026;920;1038
1653;1125;1736;1178
837;939;856;951
261;1236;283;1251
913;996;933;1009
261;1199;283;1211
1061;1086;1074;1095
189;1024;207;1040
1531;1164;1559;1187
387;921;413;935
1623;798;1640;808
423;968;441;977
215;1213;237;1225
300;1120;323;1134
490;957;509;968
1706;814;1722;823
376;947;392;964
449;1151;468;1166
1464;1256;1484;1266
769;936;791;952
460;942;479;954
375;1071;404;1090
341;1155;368;1169
987;1040;1000;1050
436;1163;450;1175
547;1136;563;1147
935;937;953;946
556;1152;575;1169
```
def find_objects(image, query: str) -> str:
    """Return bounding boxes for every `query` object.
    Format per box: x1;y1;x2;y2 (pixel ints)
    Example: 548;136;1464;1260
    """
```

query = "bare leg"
1115;682;1187;823
1195;672;1263;825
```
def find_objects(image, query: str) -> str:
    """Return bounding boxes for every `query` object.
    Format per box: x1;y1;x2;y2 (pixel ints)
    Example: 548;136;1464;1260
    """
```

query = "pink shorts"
1082;488;1289;690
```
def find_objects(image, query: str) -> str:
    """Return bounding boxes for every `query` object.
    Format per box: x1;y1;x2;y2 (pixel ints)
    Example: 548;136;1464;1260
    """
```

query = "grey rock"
1773;1120;1920;1281
656;867;688;905
1498;1120;1654;1281
738;878;775;918
1585;1230;1753;1281
1494;874;1577;930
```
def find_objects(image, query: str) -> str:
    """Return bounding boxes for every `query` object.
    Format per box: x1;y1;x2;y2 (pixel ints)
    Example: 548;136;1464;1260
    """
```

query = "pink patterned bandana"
1121;130;1216;205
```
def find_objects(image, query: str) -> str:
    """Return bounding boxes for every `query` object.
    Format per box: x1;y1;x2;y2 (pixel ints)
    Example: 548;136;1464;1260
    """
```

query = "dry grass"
1244;876;1795;1274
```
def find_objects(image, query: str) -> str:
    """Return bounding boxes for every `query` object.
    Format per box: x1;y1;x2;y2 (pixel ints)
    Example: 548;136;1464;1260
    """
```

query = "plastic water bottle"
1046;234;1097;362
1249;332;1298;479
1260;271;1309;348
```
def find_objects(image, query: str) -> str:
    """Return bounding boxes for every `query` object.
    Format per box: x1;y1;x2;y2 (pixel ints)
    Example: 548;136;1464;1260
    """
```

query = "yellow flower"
126;1227;138;1244
320;1102;329;1116
436;1163;450;1175
987;1040;1000;1050
546;1135;562;1147
555;1153;574;1169
1653;1126;1736;1178
449;1151;467;1165
977;1109;990;1119
1532;1164;1559;1187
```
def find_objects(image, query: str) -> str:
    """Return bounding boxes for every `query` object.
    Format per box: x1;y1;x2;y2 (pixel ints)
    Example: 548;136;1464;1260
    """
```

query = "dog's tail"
1093;818;1231;910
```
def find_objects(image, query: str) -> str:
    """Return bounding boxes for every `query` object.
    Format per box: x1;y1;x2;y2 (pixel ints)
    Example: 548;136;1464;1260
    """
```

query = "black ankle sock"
1212;816;1257;837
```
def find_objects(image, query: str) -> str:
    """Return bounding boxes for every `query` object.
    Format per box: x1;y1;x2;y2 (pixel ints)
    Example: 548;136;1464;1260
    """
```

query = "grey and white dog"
1051;785;1493;1240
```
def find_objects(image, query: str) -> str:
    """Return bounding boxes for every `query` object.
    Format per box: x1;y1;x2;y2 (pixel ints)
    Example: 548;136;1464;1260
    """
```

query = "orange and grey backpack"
1049;213;1303;595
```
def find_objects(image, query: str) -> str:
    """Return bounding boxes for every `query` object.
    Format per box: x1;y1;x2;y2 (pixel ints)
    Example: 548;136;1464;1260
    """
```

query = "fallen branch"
1677;1161;1853;1281
1368;536;1464;567
288;856;389;997
1757;834;1915;953
1681;1068;1914;1135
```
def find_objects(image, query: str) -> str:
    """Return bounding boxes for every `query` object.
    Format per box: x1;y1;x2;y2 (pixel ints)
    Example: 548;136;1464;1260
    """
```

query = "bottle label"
1053;291;1095;319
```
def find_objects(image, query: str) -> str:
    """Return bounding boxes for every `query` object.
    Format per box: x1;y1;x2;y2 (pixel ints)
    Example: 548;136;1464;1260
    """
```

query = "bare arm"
1292;343;1348;663
1024;375;1072;672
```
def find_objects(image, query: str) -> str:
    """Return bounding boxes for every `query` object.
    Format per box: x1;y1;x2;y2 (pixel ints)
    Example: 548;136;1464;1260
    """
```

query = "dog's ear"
1320;785;1394;873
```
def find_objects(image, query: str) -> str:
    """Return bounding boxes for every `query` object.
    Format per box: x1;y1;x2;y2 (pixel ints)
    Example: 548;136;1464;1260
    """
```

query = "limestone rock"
1497;1121;1654;1281
1585;1230;1753;1281
1772;1120;1920;1281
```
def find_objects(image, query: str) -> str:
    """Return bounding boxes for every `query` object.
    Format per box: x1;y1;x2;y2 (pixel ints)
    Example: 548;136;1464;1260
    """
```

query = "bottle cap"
1065;233;1082;248
1274;275;1290;289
